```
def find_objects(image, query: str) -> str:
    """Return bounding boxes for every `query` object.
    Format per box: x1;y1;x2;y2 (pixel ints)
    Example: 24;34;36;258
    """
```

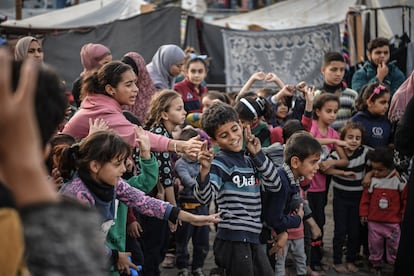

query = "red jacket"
359;169;407;223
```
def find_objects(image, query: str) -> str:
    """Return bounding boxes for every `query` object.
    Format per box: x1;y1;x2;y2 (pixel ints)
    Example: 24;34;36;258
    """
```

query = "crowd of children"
2;34;412;276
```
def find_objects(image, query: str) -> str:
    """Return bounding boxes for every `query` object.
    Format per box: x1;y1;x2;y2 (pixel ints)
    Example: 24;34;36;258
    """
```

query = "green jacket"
106;154;158;275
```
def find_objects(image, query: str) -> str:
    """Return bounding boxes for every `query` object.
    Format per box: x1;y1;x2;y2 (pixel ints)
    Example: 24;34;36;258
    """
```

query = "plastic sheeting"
0;0;146;30
209;0;357;30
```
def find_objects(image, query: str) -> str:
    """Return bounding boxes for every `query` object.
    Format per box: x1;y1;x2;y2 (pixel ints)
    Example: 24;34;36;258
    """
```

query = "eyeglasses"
367;84;386;102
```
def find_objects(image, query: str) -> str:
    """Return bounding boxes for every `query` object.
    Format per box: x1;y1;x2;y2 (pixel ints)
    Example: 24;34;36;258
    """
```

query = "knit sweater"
195;150;280;244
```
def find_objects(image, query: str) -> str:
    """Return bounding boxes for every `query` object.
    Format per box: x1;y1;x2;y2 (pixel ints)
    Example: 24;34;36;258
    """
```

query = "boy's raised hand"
198;141;213;169
244;125;261;157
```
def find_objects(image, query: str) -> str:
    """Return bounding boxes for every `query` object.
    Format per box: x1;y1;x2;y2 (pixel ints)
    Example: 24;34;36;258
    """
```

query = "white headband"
240;98;257;117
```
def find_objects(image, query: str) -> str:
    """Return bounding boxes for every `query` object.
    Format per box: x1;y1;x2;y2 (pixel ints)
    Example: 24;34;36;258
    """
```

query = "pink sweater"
62;93;169;151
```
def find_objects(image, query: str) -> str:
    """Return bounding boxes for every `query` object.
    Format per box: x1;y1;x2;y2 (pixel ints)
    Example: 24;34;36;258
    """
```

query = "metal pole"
16;0;22;20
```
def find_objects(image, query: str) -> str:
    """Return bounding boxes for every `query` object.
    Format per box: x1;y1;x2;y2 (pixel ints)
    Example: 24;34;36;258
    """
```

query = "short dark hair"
178;128;199;141
322;52;345;67
12;61;67;147
367;146;394;170
367;37;389;53
284;132;322;167
282;119;305;142
201;102;239;139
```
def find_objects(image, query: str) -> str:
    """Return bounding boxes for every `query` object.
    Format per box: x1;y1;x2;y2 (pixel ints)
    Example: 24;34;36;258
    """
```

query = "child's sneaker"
161;253;176;268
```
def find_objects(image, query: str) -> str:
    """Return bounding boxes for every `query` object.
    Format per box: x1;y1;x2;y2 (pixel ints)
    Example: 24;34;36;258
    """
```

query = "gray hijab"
146;44;185;91
14;36;38;61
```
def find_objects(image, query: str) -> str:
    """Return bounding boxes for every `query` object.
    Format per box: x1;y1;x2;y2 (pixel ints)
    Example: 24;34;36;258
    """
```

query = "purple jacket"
61;175;172;221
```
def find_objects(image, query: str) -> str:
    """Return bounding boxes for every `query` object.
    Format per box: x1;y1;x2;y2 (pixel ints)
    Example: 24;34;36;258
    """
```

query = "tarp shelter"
0;0;148;33
197;0;356;91
0;3;182;92
196;0;414;90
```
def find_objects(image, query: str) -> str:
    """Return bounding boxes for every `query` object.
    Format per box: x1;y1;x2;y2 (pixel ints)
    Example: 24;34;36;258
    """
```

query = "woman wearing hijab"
14;36;44;62
121;52;157;125
72;43;112;107
146;44;185;91
388;70;414;126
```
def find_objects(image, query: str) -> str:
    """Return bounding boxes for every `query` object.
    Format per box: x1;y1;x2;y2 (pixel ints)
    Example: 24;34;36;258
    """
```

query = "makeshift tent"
194;0;356;90
195;0;414;90
0;0;148;33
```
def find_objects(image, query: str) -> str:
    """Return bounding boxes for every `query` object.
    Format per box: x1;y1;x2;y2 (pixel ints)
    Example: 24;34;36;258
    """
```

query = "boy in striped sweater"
194;103;281;276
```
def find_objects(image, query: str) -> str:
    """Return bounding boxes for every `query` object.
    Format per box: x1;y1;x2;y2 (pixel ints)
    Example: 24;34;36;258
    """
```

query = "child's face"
343;128;362;152
186;60;207;87
315;100;339;126
293;153;320;181
276;100;289;120
202;97;219;113
163;97;187;127
322;61;345;86
212;121;243;152
367;93;390;116
110;70;138;106
170;59;185;77
370;161;392;178
93;157;127;186
367;45;390;65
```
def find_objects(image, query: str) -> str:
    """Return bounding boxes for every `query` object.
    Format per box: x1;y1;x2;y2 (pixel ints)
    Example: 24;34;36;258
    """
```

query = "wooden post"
16;0;22;20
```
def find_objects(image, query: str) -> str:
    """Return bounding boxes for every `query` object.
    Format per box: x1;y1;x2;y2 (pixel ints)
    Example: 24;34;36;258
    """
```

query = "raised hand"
244;125;261;157
377;61;389;82
135;126;151;153
88;118;109;135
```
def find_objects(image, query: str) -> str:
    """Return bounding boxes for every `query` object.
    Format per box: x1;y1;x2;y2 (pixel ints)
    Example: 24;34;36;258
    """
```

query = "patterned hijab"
121;52;157;124
146;44;185;90
14;36;38;61
389;71;414;124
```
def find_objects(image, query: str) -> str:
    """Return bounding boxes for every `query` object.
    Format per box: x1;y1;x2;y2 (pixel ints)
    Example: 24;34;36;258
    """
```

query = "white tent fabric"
209;0;357;30
0;0;147;30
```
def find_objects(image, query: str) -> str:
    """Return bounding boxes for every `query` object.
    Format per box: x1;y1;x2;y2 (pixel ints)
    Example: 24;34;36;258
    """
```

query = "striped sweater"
195;150;281;244
328;145;372;192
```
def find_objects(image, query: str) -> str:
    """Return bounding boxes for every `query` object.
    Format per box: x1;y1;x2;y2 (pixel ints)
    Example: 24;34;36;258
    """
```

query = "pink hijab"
389;71;414;124
80;43;111;76
121;52;157;124
14;36;38;61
